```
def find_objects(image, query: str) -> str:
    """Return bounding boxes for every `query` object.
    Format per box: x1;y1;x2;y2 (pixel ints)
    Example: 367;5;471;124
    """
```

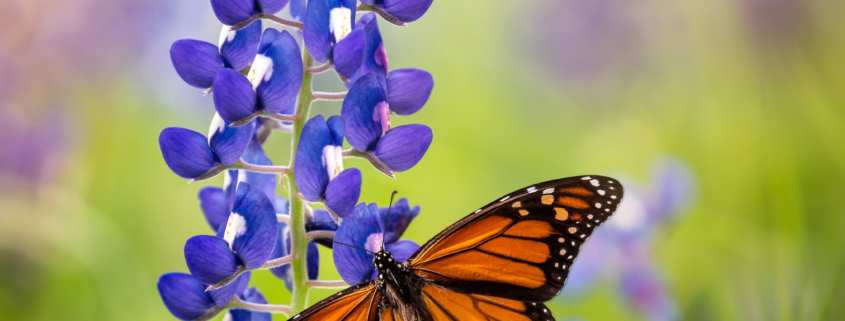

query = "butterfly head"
373;249;406;279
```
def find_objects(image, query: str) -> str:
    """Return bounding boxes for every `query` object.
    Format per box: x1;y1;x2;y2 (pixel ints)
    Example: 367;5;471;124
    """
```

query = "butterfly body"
292;176;624;321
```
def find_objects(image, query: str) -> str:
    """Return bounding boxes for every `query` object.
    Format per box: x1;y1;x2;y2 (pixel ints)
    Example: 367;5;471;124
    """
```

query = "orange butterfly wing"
409;176;623;302
421;284;554;321
289;282;382;321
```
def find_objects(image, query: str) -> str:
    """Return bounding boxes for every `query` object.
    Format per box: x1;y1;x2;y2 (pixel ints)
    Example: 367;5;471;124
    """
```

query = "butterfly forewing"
408;176;623;302
420;284;554;321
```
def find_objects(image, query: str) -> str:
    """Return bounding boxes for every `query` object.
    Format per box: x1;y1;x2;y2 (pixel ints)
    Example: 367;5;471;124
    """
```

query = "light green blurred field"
1;0;845;320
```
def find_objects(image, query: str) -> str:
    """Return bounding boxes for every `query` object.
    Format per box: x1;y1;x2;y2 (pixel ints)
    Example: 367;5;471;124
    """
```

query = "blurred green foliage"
1;0;845;320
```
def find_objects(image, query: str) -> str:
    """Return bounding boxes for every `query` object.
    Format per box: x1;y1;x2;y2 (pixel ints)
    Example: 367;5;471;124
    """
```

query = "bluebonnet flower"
213;28;303;124
185;182;278;287
157;271;252;320
170;21;263;90
211;0;289;26
359;0;434;25
341;73;433;173
289;0;307;22
294;115;362;218
303;0;366;79
159;113;256;180
561;158;695;321
0;105;68;189
333;200;420;284
199;138;279;230
345;13;435;115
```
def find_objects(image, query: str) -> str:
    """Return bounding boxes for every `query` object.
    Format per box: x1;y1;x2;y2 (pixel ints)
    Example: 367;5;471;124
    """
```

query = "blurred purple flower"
560;157;696;321
0;105;69;188
741;0;808;45
530;0;641;84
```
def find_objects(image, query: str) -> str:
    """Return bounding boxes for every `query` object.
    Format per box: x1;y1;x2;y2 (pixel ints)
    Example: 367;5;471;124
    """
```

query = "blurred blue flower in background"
560;157;696;321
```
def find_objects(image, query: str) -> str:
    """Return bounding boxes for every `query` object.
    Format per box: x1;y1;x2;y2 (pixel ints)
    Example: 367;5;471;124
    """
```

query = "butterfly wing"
289;281;382;321
408;176;623;302
420;284;554;321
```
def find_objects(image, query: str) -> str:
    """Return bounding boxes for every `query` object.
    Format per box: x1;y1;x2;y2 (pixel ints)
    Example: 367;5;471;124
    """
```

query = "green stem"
287;45;316;315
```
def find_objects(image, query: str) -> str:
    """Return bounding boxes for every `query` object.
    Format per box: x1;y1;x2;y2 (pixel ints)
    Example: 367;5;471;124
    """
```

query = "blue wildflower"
211;0;290;26
198;138;279;230
159;113;255;180
341;73;433;173
157;271;251;320
185;183;278;286
333;200;420;284
170;22;263;89
360;0;434;25
213;28;303;124
303;0;366;79
294;115;362;218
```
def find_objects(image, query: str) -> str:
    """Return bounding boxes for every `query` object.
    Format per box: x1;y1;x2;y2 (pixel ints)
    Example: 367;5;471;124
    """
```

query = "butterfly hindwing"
408;176;623;302
289;281;381;321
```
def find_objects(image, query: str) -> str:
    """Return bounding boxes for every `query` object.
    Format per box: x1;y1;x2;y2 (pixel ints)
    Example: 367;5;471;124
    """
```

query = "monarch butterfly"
292;175;623;321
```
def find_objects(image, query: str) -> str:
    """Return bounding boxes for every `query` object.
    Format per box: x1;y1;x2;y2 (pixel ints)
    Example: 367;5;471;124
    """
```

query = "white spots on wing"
597;189;605;196
608;180;615;184
475;209;481;213
595;203;602;209
590;179;600;187
605;208;611;212
611;195;617;199
581;176;591;180
609;186;616;190
568;227;577;234
500;195;510;202
527;186;538;193
542;188;555;194
558;237;564;243
587;214;593;219
559;249;566;255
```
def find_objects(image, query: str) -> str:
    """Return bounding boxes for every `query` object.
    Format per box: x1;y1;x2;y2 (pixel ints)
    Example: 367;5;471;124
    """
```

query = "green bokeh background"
1;0;844;320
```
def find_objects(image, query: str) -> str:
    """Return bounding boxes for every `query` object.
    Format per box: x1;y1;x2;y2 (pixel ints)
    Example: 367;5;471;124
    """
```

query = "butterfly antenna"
333;240;374;254
381;191;398;251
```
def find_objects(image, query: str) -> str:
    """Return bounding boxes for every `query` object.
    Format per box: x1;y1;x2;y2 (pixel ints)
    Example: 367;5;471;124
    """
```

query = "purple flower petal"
378;0;434;23
294;116;333;201
199;187;229;230
208;271;251;307
229;287;272;321
184;235;240;285
256;31;303;114
327;115;346;146
385;239;420;263
220;21;263;71
257;28;282;54
213;69;258;123
157;273;215;320
333;203;382;284
649;158;695;221
332;28;365;79
229;182;279;269
373;124;432;172
378;198;419;244
325;168;362;218
159;128;221;179
341;73;388;151
290;0;307;21
208;113;256;166
240;139;277;199
257;0;289;15
211;0;258;26
361;13;387;77
620;267;677;321
386;69;433;115
170;40;225;88
303;0;358;62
